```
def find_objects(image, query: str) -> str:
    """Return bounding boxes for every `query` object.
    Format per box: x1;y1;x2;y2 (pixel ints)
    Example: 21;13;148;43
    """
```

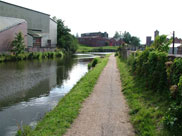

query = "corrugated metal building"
0;1;57;52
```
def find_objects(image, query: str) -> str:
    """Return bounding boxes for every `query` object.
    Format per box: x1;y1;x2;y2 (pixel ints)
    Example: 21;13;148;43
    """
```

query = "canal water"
0;53;108;136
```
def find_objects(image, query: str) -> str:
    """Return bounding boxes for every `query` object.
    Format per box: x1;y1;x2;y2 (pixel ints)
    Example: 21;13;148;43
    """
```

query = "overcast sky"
3;0;182;43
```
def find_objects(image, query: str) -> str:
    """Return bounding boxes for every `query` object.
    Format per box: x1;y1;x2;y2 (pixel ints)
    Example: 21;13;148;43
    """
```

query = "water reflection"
0;54;92;136
0;53;109;136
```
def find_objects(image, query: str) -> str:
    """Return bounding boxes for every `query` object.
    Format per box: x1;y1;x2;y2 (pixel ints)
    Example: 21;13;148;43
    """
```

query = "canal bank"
0;51;63;63
0;53;109;136
16;54;109;136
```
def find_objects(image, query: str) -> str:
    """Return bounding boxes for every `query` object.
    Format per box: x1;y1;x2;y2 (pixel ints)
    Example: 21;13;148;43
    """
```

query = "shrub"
11;32;25;55
92;58;98;67
55;51;63;57
129;48;168;91
164;102;182;135
115;52;118;56
88;58;99;69
170;58;182;85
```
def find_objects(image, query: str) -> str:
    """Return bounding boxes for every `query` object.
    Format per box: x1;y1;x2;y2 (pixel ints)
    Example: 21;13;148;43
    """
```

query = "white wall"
49;19;57;47
41;33;49;47
27;34;33;47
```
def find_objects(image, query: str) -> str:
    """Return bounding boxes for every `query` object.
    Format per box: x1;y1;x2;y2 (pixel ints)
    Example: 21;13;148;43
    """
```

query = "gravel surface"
64;54;135;136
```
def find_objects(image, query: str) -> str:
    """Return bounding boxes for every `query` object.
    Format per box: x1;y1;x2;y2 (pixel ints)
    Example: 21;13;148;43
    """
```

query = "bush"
164;102;182;135
55;51;63;57
130;48;168;91
88;58;99;69
11;32;25;55
170;58;182;85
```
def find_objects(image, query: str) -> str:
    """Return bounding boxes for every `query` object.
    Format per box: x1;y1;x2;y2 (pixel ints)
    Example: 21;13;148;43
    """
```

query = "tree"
131;36;140;47
57;19;78;53
52;16;57;22
11;32;25;55
113;31;121;39
121;31;132;44
57;19;70;42
151;35;172;52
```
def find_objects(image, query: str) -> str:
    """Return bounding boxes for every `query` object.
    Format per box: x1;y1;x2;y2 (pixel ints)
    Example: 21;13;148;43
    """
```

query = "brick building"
78;32;123;47
0;16;27;52
81;32;108;38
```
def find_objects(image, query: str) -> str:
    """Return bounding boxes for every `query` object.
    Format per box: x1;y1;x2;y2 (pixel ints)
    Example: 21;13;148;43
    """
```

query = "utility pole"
172;31;175;54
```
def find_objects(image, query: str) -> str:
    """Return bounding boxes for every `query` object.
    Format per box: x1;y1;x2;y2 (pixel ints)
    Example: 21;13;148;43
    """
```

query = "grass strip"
77;44;118;53
19;55;109;136
116;57;170;136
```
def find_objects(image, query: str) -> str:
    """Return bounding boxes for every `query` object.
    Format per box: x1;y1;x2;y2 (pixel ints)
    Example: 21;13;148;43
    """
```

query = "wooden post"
172;31;175;54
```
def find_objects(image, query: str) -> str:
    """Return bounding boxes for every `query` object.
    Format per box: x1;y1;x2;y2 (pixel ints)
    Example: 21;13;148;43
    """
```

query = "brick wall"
0;22;27;52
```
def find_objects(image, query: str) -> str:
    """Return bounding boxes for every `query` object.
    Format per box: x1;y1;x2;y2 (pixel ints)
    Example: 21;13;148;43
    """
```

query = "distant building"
78;32;123;47
0;16;27;52
174;37;182;43
146;36;152;46
154;30;159;40
0;1;57;52
78;37;109;47
81;32;108;38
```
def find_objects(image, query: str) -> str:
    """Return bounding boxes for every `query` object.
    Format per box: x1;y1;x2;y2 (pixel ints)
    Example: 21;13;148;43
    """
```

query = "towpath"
64;54;135;136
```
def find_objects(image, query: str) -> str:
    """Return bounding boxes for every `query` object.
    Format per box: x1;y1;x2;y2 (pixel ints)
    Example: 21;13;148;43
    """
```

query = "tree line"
113;31;140;48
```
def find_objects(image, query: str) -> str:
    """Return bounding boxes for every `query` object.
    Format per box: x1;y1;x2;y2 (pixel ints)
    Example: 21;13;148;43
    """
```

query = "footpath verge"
116;57;170;136
16;55;109;136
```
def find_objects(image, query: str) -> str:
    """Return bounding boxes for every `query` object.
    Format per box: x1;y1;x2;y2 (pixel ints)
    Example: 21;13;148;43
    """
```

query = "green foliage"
121;31;140;48
117;57;169;136
151;35;172;53
20;55;109;136
163;102;182;135
16;126;32;136
57;19;78;53
115;52;118;56
121;38;182;134
88;58;99;69
77;44;118;53
122;31;132;44
0;51;63;63
113;31;121;39
131;36;140;47
170;58;182;85
11;32;25;55
129;48;168;91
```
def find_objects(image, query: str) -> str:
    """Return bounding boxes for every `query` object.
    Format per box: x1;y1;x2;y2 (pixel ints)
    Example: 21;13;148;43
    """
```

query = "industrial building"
0;1;57;52
78;32;123;47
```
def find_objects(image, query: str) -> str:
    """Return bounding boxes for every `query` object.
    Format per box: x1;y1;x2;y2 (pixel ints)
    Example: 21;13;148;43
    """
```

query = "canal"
0;53;108;136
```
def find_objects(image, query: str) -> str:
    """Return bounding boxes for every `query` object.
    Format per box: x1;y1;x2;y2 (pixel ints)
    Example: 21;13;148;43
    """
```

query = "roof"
0;16;26;33
0;1;50;16
28;30;42;37
169;43;182;48
50;18;57;24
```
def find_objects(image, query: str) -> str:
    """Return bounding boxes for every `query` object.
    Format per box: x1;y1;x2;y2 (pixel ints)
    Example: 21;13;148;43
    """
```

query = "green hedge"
129;49;168;91
122;48;182;134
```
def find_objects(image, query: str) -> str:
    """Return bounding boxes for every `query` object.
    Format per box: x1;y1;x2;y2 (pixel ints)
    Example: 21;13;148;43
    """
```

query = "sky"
3;0;182;43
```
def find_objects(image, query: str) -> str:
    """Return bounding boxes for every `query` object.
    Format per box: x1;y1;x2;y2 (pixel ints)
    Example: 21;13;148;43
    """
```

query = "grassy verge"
116;57;170;136
17;55;109;136
77;44;118;53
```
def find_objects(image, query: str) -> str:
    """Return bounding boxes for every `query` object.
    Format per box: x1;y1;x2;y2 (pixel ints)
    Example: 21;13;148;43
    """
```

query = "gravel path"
64;55;135;136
